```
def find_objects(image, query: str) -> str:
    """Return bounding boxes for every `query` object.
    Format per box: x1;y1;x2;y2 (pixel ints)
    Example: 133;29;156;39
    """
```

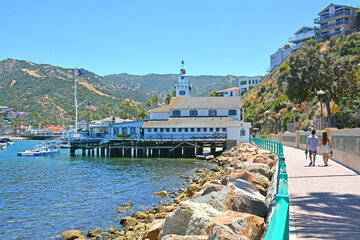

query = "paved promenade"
284;146;360;240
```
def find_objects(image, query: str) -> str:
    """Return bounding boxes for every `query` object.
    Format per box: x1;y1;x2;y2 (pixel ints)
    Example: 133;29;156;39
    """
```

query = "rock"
205;155;214;160
191;186;231;212
230;170;268;196
155;212;169;219
155;191;169;196
196;155;206;160
87;227;102;237
226;182;268;218
122;206;132;210
161;204;178;213
186;184;201;197
119;216;139;230
158;201;221;239
120;201;134;207
210;165;221;172
61;230;85;240
145;213;155;224
207;224;249;240
202;183;225;196
215;156;229;166
252;155;275;168
142;219;165;240
180;175;189;179
95;232;116;240
161;235;208;240
206;211;265;240
117;210;124;213
108;226;117;234
132;211;148;220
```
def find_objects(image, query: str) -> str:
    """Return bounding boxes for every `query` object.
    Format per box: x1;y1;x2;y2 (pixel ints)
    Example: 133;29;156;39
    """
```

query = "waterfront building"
216;87;240;97
89;117;131;136
270;47;292;71
314;4;359;41
289;26;317;50
239;76;264;93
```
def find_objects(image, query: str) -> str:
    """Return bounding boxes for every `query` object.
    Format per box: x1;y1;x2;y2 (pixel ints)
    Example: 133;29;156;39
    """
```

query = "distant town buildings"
270;3;359;71
216;87;240;97
270;46;292;71
239;76;264;93
289;26;317;50
314;4;359;40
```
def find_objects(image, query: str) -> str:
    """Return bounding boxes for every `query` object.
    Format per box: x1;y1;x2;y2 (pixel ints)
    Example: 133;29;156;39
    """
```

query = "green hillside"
0;59;244;124
242;33;360;134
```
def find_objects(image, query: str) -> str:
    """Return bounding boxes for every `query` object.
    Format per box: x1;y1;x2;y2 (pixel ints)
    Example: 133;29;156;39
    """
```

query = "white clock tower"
174;61;191;98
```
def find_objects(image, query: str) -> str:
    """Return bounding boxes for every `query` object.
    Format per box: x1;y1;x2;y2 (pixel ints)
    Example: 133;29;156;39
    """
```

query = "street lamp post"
277;112;282;133
292;107;297;132
317;90;325;130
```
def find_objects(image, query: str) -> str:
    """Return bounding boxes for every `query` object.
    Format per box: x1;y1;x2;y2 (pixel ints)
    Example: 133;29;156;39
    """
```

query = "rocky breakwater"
61;143;277;240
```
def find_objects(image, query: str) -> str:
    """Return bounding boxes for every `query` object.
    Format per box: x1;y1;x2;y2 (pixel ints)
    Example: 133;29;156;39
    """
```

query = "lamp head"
317;90;325;95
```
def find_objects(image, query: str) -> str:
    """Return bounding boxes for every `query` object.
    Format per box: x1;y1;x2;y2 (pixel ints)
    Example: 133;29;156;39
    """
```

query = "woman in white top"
320;132;332;166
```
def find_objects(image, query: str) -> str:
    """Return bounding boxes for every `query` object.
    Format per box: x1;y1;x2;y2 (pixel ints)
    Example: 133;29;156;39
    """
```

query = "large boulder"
60;230;85;240
251;155;275;168
230;170;268;196
226;182;268;218
142;219;165;240
161;235;208;240
158;201;221;239
191;186;231;212
206;211;265;240
207;224;250;240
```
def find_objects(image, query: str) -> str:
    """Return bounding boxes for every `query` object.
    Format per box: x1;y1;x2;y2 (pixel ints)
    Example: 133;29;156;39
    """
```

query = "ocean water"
0;140;208;240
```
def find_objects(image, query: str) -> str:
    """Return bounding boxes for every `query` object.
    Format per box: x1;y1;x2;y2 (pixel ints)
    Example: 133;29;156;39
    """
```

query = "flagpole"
74;68;78;131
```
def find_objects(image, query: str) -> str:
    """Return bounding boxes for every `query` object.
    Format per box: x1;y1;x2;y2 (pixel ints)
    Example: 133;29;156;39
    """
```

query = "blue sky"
1;1;359;76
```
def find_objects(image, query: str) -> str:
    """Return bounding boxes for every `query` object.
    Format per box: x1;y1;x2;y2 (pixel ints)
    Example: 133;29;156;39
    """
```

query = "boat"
0;143;7;150
0;137;15;145
17;140;60;156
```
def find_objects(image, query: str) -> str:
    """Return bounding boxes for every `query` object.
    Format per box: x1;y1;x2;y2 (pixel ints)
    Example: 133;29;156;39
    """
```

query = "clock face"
179;90;186;95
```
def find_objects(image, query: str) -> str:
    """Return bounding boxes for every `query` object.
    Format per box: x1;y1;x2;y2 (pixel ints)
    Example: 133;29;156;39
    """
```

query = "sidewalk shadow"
292;192;360;239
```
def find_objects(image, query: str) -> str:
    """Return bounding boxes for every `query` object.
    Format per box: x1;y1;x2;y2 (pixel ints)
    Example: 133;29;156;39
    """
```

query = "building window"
166;128;170;132
154;128;158;132
122;127;127;134
216;128;220;131
181;76;184;79
179;90;185;95
248;80;251;84
148;128;152;132
197;128;201;132
189;110;198;116
114;127;119;134
173;110;181;116
191;128;194;132
184;128;188;132
203;128;207;132
240;80;247;85
209;110;217;116
178;128;182;132
240;130;246;136
210;128;213;131
172;128;176;132
228;110;237;116
130;127;136;134
256;79;258;83
222;128;226;132
160;128;164;132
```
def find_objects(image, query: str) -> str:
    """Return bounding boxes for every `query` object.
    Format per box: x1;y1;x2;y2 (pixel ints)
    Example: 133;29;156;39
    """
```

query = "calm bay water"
0;140;208;240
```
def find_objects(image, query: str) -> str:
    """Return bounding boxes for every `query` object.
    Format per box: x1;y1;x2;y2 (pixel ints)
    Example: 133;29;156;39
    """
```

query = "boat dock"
69;135;228;158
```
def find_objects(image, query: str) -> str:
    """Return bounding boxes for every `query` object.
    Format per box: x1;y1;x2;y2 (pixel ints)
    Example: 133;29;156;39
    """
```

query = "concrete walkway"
284;146;360;240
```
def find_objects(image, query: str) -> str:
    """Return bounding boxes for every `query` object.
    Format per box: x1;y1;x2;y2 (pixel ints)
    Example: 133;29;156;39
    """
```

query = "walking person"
306;130;320;166
320;132;332;166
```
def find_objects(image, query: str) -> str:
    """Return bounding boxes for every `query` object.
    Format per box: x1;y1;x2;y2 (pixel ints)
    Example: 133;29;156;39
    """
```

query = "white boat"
17;140;60;156
0;143;7;150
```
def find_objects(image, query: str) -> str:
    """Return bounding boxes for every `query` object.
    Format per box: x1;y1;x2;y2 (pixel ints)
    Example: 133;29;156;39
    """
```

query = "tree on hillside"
165;94;172;105
356;10;360;27
282;40;360;116
284;44;291;49
152;95;159;105
146;99;153;108
210;91;217;96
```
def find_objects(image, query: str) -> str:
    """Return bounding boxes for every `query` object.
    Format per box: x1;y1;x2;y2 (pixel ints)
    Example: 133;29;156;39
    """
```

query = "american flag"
86;102;97;111
77;69;85;76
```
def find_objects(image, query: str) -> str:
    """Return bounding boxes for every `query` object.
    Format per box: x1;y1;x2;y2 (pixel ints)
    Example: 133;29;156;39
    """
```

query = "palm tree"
165;94;172;105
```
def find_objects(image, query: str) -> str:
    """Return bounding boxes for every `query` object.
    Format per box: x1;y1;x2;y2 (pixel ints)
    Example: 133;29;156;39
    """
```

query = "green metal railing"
251;137;289;240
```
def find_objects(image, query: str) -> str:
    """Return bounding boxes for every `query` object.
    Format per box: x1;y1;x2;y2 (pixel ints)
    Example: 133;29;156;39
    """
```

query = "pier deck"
284;146;360;240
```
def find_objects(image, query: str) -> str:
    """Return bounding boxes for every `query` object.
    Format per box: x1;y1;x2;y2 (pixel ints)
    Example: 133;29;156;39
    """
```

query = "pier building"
70;63;251;158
